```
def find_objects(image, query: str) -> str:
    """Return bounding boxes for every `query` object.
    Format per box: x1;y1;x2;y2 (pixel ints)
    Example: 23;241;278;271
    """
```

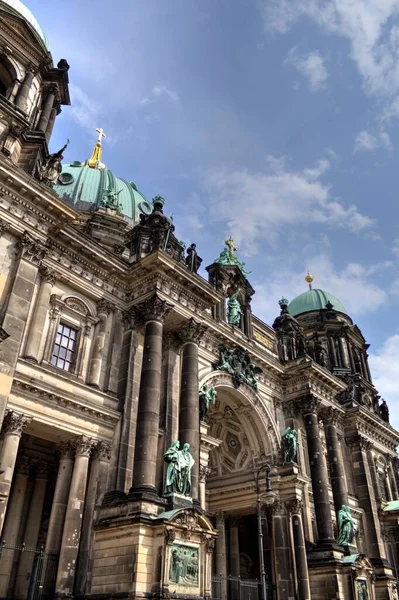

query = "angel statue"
337;505;357;546
281;427;297;464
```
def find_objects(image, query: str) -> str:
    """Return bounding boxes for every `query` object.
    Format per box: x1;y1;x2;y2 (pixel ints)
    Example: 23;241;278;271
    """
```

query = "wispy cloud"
263;0;399;122
152;85;180;103
353;129;393;152
68;84;102;134
285;48;328;91
369;334;399;429
202;155;374;254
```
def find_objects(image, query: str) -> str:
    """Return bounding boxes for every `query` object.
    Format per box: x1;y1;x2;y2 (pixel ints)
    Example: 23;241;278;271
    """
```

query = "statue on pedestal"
337;505;356;546
199;384;217;420
227;290;243;327
163;440;195;497
281;427;297;464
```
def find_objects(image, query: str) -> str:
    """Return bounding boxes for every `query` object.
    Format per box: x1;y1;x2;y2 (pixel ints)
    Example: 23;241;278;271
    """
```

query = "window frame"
51;321;80;373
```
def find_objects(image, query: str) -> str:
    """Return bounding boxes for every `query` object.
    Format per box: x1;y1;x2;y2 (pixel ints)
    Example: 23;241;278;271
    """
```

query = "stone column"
37;87;56;132
87;299;113;388
215;513;227;600
388;458;399;501
75;440;111;596
322;407;348;518
45;441;74;554
14;462;48;599
348;436;387;566
55;436;94;598
131;296;172;495
199;465;211;510
300;396;335;544
177;318;207;501
338;337;350;369
0;411;31;535
347;341;356;373
15;66;35;112
271;501;295;600
45;103;60;142
328;336;338;368
0;233;46;431
0;456;30;597
230;517;240;577
287;500;310;600
105;309;124;395
24;267;58;362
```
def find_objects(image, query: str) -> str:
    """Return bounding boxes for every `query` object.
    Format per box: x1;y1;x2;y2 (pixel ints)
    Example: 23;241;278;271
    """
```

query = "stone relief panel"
169;543;199;587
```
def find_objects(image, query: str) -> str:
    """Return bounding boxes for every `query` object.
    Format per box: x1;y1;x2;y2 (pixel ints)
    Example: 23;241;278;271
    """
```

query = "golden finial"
305;272;314;290
88;127;106;169
225;236;238;254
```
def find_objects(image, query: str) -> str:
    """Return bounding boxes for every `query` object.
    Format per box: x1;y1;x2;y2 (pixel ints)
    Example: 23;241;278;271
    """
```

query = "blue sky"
28;0;399;424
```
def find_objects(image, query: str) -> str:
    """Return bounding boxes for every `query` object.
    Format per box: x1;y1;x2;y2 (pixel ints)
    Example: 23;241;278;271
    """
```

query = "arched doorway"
199;373;280;600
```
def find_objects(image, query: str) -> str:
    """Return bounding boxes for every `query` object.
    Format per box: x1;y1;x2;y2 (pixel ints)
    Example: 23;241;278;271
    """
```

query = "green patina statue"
227;290;243;327
101;186;123;211
213;344;262;390
214;237;250;277
337;505;357;546
199;384;217;420
163;440;195;497
281;427;298;463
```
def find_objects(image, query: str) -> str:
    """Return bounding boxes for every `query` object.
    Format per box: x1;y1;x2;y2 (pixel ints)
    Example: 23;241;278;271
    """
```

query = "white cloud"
251;254;388;326
392;238;399;256
353;129;393;152
369;334;399;429
285;48;328;91
203;155;374;254
263;0;399;120
68;84;102;134
152;85;180;103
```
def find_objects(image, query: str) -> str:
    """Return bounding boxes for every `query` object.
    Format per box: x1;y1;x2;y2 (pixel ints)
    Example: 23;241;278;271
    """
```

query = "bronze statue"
281;427;297;463
337;505;356;546
199;384;217;420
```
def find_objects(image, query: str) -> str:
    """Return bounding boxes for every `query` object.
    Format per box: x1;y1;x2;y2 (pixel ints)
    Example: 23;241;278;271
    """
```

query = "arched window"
0;61;13;98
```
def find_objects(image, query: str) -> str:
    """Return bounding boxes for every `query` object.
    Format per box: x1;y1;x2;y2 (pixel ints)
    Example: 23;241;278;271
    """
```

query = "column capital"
199;464;212;483
15;455;31;475
39;265;58;285
96;298;115;316
35;461;49;479
92;440;112;461
215;511;225;525
320;406;341;426
2;411;32;437
269;499;285;516
285;498;303;516
346;435;372;452
174;318;208;346
0;218;10;237
72;435;95;457
17;232;48;266
131;294;173;326
295;394;321;416
281;400;299;418
56;440;75;459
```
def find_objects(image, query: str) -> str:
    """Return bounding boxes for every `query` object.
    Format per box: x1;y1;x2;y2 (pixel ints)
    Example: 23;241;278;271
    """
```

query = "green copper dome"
0;0;49;49
288;288;346;317
54;162;153;226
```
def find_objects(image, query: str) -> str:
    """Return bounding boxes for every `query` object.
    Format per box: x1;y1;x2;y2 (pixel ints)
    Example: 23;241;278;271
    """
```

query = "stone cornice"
13;362;120;427
343;406;399;452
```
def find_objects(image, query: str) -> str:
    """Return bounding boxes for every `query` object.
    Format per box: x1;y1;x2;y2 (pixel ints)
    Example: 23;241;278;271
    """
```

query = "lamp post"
256;464;275;600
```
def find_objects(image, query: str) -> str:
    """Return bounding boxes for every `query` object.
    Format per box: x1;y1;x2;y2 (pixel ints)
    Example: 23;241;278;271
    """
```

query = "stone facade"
0;4;399;600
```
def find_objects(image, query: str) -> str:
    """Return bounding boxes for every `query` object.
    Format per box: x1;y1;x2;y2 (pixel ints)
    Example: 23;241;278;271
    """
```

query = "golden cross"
96;127;106;143
225;236;238;254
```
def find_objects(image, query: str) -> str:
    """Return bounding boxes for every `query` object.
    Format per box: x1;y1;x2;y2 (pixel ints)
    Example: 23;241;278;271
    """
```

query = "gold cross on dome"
225;236;238;254
96;127;106;143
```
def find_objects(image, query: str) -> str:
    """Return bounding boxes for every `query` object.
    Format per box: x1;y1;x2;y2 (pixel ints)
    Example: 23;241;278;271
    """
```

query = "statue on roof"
186;243;202;274
37;139;69;187
214;237;250;277
379;399;389;423
227;289;243;327
101;186;122;211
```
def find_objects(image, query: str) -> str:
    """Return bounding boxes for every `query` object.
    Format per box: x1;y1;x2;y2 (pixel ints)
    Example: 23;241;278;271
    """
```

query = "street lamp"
256;464;275;600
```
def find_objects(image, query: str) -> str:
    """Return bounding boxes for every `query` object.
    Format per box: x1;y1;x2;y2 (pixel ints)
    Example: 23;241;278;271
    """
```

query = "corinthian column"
45;441;74;554
15;65;35;112
287;499;310;600
321;407;348;519
24;266;58;362
131;296;173;495
299;396;334;544
88;299;113;388
55;436;94;598
176;318;207;501
0;412;31;535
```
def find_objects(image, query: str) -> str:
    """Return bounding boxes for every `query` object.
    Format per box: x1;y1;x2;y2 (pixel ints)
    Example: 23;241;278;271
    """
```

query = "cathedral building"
0;2;399;600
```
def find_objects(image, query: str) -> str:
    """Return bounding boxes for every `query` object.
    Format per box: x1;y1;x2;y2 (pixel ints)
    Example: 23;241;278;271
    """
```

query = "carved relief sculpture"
169;544;199;586
213;344;262;390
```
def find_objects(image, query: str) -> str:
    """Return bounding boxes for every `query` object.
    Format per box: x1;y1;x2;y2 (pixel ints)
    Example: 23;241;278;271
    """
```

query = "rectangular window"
51;323;78;372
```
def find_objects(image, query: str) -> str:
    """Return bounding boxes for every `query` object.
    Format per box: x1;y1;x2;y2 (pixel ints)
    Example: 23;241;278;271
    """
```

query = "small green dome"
54;163;153;226
288;288;346;317
1;0;49;49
